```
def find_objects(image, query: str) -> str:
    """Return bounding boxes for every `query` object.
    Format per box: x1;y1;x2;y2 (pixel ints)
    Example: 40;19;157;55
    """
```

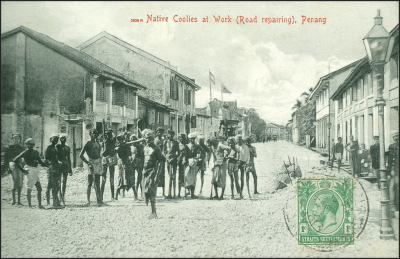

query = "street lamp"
363;9;394;240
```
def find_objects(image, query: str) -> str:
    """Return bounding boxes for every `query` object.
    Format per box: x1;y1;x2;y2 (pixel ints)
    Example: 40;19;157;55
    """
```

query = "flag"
221;83;232;94
209;71;215;85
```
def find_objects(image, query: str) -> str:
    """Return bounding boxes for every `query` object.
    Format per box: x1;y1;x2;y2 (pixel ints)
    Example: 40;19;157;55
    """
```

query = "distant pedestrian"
334;137;344;172
370;136;380;188
14;138;47;209
4;133;25;205
387;130;399;212
345;135;359;177
79;129;104;206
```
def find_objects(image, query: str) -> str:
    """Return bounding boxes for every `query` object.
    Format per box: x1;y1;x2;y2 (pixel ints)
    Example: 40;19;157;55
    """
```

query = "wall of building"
335;53;398;161
1;34;17;113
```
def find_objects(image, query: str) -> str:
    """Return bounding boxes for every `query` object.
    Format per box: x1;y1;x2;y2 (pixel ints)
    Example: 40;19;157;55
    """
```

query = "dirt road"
1;141;398;257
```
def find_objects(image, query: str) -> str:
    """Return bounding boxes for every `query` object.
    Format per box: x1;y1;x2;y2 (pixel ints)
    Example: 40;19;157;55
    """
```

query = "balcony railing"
126;108;135;118
111;105;122;116
95;101;107;115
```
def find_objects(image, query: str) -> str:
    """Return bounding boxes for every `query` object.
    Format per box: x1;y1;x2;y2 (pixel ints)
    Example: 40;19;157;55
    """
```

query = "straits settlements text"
143;15;327;25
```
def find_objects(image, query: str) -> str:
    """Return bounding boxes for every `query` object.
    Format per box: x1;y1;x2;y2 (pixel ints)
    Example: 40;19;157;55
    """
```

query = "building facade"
1;27;145;166
77;32;200;135
309;60;360;149
331;25;399;159
265;123;286;140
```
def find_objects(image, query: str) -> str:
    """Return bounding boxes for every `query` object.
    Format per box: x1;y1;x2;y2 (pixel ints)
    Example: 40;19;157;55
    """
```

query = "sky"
1;1;399;125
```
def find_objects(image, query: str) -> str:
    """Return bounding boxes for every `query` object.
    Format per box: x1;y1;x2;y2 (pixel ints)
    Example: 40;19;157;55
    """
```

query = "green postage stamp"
297;178;354;245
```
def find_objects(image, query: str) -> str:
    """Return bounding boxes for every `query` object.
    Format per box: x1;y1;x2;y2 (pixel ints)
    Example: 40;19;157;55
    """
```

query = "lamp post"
327;122;332;166
363;9;394;240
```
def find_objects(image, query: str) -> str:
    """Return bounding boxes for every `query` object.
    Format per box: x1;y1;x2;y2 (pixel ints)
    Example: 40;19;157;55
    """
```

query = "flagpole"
209;69;212;102
221;83;223;102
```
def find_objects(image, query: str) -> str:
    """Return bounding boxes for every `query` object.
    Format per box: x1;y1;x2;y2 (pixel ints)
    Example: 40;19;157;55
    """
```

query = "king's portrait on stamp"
298;178;354;245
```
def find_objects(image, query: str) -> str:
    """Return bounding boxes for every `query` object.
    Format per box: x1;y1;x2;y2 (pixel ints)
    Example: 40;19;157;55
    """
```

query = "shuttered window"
97;79;106;102
115;86;125;106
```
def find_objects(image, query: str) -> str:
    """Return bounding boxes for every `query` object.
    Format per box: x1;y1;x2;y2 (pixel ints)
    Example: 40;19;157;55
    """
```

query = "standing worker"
4;133;25;205
14;138;47;209
142;129;163;219
79;129;104;206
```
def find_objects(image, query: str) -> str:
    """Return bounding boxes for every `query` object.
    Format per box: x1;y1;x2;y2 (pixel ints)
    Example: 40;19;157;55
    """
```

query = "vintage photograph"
1;1;399;257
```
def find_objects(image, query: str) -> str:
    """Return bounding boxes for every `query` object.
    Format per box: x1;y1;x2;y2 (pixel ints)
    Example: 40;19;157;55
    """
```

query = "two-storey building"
1;26;145;166
331;24;398;159
309;60;360;149
77;32;200;135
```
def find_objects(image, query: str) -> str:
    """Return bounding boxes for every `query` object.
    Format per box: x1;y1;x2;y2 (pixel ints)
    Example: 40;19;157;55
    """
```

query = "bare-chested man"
14;138;47;209
45;134;63;208
177;133;189;198
101;130;117;201
79;129;104;206
197;135;210;194
163;130;179;199
130;134;145;200
154;127;166;197
4;133;25;205
142;129;163;219
57;134;72;203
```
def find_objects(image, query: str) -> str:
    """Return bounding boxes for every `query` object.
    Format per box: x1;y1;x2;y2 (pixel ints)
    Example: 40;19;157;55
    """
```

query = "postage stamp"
297;178;354;246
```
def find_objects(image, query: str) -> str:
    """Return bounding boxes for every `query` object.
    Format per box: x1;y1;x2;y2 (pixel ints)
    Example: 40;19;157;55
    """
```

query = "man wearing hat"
57;134;72;203
4;133;25;205
185;132;202;199
101;130;117;201
370;136;380;188
79;129;104;206
387;130;399;212
142;129;163;219
155;127;166;197
45;133;63;208
14;138;47;209
177;133;189;198
164;130;179;199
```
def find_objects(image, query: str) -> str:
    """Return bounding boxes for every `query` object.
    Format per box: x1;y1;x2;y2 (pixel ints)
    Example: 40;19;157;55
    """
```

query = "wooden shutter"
175;80;179;100
170;76;175;99
184;88;188;104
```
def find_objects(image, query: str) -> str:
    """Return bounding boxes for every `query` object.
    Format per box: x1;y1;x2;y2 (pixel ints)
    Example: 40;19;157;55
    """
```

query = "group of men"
4;133;72;209
4;126;261;219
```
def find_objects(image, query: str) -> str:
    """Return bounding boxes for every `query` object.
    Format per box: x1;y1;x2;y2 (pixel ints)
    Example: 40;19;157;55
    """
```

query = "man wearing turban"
14;138;48;208
4;133;25;205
